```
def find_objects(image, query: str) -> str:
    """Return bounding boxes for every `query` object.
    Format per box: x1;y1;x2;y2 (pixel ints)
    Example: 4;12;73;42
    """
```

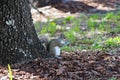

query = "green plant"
105;36;120;47
109;77;117;80
48;22;57;33
87;18;97;31
116;11;120;20
65;16;74;22
110;26;120;33
72;19;81;32
115;22;120;33
62;16;74;29
91;42;103;50
105;12;114;19
61;46;72;51
98;22;111;32
41;22;57;35
64;31;76;44
80;38;94;44
71;26;80;32
62;16;74;26
90;14;100;19
98;22;105;31
8;64;13;80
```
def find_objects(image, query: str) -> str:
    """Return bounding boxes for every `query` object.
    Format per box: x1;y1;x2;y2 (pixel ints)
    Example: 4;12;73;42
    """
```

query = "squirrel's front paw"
55;56;62;59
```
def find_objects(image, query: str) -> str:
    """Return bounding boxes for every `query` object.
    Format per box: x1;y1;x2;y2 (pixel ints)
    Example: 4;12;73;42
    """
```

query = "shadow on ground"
31;0;120;13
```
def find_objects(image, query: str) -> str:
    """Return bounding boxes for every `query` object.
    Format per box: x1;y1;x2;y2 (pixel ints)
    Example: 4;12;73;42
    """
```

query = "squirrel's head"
57;34;69;47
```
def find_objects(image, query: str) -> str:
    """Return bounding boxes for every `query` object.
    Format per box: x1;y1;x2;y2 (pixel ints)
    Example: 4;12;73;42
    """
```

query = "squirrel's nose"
66;41;69;45
67;41;69;44
64;40;69;45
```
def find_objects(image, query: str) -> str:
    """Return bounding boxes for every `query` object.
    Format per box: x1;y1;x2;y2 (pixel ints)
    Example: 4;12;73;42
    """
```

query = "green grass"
65;16;75;22
105;36;120;47
87;18;98;30
40;22;57;35
105;12;114;19
34;11;120;52
109;77;117;80
8;64;13;80
64;31;76;44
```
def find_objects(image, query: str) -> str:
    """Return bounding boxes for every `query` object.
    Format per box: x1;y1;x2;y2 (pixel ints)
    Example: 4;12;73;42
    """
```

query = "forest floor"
0;0;120;80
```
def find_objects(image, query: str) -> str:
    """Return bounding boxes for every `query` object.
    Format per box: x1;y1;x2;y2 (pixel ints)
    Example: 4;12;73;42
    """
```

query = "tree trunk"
0;0;46;65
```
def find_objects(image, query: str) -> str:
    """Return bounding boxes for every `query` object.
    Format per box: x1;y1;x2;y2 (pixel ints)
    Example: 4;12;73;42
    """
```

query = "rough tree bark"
0;0;46;65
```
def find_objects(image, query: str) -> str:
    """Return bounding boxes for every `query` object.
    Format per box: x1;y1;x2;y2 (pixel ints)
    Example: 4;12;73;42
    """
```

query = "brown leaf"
56;66;66;76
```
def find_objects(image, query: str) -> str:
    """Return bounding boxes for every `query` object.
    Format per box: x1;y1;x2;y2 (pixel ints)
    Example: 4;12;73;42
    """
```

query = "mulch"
0;51;120;80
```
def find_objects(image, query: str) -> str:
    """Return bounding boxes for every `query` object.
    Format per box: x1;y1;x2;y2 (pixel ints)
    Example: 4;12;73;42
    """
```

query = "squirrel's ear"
59;33;65;39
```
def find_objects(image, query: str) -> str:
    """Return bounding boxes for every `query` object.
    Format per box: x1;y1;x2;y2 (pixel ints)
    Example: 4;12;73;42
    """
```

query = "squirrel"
47;34;69;58
39;34;69;58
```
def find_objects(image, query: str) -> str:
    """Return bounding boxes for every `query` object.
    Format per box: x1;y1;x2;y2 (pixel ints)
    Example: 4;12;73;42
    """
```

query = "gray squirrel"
47;34;69;58
40;34;69;58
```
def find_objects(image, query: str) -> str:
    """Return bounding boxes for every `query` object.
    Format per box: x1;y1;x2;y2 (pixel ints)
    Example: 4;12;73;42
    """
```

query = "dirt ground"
31;0;120;22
